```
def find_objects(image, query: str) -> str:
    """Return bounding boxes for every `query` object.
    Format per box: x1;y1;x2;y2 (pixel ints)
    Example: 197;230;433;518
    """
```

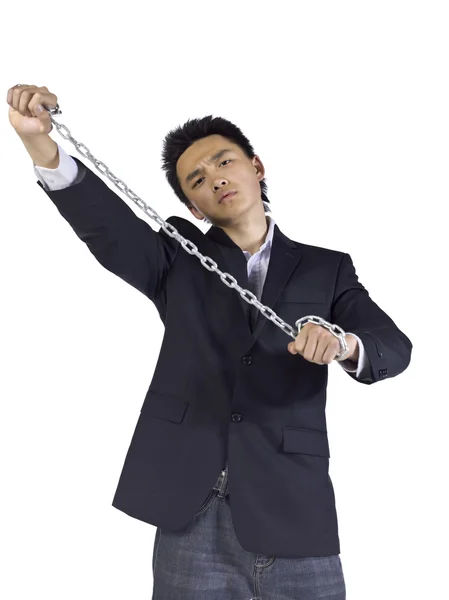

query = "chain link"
44;105;349;360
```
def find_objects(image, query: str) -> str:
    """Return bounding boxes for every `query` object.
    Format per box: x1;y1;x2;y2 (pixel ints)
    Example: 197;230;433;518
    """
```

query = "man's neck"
221;214;269;255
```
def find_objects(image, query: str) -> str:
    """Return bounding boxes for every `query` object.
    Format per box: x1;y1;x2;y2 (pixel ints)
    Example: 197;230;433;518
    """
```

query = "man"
11;89;411;599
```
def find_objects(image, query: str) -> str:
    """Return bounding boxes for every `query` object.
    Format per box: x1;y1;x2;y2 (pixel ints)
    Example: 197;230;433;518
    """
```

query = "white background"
1;1;447;598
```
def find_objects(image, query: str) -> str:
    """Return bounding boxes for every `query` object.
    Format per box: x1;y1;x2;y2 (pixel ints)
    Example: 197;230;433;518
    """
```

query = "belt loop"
217;467;229;498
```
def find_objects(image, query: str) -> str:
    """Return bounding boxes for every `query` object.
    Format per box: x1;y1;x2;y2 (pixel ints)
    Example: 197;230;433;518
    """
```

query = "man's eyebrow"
185;149;233;183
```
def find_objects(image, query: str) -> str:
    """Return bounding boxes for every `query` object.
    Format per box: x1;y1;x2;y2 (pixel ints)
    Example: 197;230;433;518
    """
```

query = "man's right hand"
7;84;58;137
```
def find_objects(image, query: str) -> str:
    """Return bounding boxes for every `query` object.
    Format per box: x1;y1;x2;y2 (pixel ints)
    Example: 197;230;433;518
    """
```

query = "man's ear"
187;205;205;221
253;155;265;181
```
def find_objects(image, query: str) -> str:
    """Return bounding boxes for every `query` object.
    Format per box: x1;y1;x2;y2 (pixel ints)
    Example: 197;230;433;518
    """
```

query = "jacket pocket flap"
141;391;189;423
282;427;330;457
280;289;327;304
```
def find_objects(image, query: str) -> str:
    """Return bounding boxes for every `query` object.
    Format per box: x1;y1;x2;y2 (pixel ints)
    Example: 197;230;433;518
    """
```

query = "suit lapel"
205;222;303;344
251;233;302;341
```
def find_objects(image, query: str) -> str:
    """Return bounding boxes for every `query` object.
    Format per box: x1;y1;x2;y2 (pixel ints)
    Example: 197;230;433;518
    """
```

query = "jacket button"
379;368;388;379
231;413;243;422
241;355;252;365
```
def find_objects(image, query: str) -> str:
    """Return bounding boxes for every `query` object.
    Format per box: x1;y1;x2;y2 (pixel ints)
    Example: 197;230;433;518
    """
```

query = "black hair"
161;115;271;223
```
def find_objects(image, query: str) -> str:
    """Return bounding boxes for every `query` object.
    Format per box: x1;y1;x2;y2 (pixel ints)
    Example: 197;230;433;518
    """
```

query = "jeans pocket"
194;488;217;517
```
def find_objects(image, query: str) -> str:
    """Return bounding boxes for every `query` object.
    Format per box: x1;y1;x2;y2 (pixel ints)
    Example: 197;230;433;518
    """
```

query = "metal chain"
43;104;349;360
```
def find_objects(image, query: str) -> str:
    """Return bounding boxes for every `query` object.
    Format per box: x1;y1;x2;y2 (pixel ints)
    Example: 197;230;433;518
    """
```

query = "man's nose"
213;179;228;191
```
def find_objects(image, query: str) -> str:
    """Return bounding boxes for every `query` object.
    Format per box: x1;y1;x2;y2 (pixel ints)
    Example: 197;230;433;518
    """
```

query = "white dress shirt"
34;144;370;378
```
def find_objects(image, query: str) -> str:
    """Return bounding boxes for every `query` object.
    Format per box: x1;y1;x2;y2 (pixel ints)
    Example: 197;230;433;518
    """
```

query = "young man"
10;87;412;599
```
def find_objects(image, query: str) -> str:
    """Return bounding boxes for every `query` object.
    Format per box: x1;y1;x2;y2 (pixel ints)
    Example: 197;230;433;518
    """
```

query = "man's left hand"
287;322;358;365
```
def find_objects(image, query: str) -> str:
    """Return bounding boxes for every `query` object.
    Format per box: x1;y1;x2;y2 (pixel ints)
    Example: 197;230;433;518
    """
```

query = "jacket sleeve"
36;155;180;301
331;252;413;385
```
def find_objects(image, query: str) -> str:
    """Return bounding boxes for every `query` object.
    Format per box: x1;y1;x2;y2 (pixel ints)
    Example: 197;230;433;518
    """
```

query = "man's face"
176;134;265;226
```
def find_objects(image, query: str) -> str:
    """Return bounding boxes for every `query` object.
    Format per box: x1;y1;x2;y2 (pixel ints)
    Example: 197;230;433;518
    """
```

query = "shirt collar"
242;214;276;256
205;213;276;251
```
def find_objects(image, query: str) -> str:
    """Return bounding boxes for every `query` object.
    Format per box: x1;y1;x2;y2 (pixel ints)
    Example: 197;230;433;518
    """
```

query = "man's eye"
193;160;231;188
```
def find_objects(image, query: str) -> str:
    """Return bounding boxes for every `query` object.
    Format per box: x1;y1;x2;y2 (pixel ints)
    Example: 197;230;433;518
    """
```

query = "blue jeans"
152;467;346;599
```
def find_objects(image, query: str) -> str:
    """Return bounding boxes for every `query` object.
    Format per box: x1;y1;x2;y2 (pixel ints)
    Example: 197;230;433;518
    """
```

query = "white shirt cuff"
338;333;370;379
34;143;78;191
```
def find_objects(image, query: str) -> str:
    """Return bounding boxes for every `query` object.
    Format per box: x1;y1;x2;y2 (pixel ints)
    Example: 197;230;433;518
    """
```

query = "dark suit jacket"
36;156;412;558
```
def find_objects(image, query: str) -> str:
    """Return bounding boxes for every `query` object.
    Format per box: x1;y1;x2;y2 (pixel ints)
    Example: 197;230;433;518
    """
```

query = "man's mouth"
218;191;237;204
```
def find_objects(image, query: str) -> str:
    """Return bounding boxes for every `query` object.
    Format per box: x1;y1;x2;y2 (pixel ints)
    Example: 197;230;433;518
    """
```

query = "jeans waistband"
212;464;229;497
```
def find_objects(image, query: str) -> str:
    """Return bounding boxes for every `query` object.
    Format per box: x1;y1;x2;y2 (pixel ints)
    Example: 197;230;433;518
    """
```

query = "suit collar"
205;214;295;251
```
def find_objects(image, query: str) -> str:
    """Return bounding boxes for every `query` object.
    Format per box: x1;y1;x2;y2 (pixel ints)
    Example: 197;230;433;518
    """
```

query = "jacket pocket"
279;289;327;304
140;390;189;424
282;427;330;457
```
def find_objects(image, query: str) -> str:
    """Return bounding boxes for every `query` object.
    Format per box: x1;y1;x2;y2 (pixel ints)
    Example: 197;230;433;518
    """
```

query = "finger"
303;327;331;364
313;335;329;365
12;85;38;116
290;324;321;357
296;323;321;355
293;329;308;354
315;336;337;365
11;85;32;110
6;86;16;105
29;91;58;117
303;335;320;363
322;337;341;364
19;88;36;116
7;84;29;105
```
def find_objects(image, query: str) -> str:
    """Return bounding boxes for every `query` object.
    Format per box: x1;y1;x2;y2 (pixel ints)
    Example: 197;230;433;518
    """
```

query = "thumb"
34;104;52;131
35;104;47;118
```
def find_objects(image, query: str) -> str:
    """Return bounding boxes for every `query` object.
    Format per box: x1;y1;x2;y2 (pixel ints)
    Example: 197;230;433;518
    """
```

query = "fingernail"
35;104;43;113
